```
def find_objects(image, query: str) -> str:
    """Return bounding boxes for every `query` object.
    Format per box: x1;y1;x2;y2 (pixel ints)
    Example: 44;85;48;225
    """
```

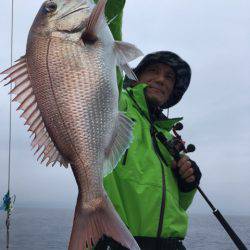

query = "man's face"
138;63;176;107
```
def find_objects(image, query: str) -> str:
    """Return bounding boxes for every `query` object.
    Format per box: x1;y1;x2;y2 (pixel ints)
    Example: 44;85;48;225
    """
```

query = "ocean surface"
0;208;249;250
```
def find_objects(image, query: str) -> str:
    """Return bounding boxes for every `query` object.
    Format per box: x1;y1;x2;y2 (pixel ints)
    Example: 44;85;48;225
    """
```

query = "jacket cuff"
175;160;202;193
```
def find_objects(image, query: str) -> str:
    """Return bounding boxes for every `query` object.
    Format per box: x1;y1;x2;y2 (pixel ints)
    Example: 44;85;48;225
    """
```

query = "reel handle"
172;123;196;154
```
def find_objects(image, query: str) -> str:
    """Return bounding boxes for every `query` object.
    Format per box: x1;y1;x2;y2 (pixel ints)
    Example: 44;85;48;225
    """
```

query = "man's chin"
146;95;162;107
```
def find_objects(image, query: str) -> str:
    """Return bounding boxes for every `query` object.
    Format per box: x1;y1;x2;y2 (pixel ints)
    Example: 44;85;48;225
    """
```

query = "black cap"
124;51;191;108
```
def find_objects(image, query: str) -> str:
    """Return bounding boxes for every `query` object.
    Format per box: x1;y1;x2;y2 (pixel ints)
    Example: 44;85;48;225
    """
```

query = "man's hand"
172;155;195;183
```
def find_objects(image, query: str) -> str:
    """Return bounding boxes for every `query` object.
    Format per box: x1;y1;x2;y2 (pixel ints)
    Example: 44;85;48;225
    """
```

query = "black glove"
95;235;128;250
174;159;202;193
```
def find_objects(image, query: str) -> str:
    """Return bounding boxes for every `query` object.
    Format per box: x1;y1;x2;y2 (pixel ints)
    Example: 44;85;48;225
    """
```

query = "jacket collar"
126;83;183;131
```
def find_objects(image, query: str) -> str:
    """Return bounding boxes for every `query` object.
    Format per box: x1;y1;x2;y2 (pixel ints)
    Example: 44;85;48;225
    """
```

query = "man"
95;51;202;250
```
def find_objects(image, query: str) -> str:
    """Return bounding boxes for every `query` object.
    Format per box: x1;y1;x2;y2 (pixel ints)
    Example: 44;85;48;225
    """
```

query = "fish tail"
68;193;140;250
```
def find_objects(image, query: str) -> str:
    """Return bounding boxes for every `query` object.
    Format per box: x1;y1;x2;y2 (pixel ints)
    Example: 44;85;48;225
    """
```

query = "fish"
0;0;143;249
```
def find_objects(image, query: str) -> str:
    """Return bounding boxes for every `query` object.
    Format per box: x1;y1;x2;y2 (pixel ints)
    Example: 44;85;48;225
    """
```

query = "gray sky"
0;0;250;216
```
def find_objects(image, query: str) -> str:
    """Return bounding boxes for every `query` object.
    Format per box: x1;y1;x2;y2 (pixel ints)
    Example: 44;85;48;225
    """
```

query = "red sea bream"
1;0;143;249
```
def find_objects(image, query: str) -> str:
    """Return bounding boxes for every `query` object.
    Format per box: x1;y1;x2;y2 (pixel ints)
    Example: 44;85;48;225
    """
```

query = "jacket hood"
124;51;192;108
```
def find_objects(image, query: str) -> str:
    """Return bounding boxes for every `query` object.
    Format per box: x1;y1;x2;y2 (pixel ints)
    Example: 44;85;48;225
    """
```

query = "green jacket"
103;84;196;238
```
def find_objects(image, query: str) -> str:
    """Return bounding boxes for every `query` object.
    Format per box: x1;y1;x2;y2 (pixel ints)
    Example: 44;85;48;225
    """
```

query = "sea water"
0;208;249;250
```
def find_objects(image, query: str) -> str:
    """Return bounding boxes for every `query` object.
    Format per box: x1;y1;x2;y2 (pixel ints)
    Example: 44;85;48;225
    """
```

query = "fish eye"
45;2;57;13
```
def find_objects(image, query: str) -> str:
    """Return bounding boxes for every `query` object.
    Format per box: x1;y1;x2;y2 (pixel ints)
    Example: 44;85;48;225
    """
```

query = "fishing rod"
156;122;248;250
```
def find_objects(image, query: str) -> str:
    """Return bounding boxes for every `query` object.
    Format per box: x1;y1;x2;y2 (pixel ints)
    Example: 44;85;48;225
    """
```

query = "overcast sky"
0;0;249;216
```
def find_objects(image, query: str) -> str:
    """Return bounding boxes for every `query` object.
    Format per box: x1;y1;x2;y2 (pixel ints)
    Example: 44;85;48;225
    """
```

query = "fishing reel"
171;122;196;155
156;122;195;161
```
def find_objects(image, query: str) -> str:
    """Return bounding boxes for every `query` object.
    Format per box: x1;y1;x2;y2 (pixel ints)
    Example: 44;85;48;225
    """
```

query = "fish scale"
47;37;116;198
28;36;73;161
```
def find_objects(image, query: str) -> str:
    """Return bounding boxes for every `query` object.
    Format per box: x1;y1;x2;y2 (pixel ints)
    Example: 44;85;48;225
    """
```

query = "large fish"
1;0;142;249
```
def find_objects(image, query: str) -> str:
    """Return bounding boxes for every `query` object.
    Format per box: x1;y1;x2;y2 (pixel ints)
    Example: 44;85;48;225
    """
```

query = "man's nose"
154;73;165;85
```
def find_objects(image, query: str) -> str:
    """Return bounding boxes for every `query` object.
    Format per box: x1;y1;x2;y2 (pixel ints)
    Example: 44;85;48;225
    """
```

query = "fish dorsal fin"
113;41;143;80
1;56;69;168
103;112;134;177
82;0;107;43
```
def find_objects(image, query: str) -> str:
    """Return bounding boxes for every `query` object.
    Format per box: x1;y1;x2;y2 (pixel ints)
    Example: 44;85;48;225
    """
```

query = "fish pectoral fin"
103;112;134;177
114;41;143;81
81;0;107;44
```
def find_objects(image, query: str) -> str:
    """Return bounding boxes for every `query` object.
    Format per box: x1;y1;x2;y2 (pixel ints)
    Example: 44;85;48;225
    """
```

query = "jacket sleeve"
179;189;197;211
104;0;125;41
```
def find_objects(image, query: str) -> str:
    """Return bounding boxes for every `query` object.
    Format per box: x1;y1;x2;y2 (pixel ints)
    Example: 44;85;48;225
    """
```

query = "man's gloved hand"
172;155;202;192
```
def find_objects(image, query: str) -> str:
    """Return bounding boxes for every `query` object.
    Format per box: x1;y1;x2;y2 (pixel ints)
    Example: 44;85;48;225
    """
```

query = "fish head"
30;0;95;40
